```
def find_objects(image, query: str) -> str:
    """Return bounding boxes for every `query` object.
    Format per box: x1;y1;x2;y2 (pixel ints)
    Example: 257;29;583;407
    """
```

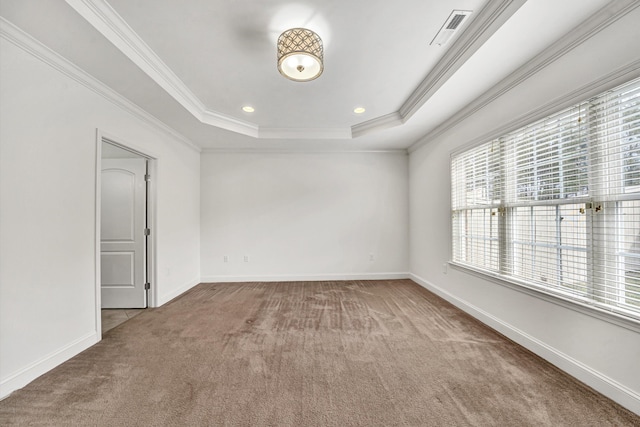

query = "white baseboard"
409;273;640;415
157;277;201;306
0;331;99;400
200;272;410;283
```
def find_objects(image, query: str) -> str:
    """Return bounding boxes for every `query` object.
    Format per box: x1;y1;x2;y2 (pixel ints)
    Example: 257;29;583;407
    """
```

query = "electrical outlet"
442;263;448;274
223;255;228;263
243;255;249;263
369;253;375;262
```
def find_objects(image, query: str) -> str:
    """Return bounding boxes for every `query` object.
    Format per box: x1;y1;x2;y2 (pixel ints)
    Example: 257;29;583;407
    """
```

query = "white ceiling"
0;0;613;150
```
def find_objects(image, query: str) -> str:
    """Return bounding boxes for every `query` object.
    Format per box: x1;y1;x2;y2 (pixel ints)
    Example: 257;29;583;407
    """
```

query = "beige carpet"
1;279;638;426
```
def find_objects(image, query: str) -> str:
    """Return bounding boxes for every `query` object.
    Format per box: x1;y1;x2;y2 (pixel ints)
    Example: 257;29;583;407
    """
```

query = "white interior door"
101;158;147;308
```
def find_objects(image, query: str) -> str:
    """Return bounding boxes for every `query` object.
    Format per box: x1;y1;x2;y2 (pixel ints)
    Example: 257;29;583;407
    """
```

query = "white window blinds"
451;77;640;321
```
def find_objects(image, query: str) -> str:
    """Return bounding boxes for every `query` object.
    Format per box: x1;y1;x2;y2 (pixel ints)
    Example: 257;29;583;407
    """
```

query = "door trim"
94;129;158;338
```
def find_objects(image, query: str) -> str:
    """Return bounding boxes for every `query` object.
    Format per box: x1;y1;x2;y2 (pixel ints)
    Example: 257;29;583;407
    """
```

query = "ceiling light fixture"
353;107;366;114
277;28;323;82
242;106;255;113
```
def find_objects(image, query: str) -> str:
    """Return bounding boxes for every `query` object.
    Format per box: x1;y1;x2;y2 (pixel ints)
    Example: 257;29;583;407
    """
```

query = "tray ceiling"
0;0;616;149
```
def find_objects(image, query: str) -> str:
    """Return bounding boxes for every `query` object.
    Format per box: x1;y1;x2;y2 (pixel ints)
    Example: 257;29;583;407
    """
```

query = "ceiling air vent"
430;10;472;46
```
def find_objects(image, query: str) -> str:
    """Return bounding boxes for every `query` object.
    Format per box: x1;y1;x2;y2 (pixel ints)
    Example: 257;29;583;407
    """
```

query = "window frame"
449;77;640;329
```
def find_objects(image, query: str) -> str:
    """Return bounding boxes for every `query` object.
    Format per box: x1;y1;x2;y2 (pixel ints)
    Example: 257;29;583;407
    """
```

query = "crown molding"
258;127;352;139
201;147;408;154
399;0;527;122
449;60;640;158
0;17;201;153
408;0;640;154
65;0;204;117
201;110;259;137
351;112;404;138
65;0;259;138
64;0;352;140
352;1;527;138
64;0;529;141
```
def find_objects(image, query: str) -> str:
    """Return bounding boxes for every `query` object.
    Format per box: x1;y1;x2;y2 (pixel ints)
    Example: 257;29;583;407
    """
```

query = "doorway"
97;137;156;335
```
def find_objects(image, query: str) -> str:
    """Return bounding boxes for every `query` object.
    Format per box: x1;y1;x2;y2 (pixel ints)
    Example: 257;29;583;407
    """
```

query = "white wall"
409;7;640;413
200;151;409;281
0;37;200;397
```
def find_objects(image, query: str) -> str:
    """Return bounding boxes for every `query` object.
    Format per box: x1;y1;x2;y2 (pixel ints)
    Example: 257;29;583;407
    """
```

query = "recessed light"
353;107;366;114
242;106;255;113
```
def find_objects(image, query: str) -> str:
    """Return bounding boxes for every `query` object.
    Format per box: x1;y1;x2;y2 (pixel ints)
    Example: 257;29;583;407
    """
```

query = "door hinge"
144;174;151;182
144;282;151;290
144;228;151;236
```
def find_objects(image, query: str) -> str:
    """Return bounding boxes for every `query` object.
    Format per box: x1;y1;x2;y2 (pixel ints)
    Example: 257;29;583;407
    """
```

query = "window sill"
449;261;640;334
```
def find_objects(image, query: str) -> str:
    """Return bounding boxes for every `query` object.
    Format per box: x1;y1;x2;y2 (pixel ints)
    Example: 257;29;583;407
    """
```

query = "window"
451;77;640;321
